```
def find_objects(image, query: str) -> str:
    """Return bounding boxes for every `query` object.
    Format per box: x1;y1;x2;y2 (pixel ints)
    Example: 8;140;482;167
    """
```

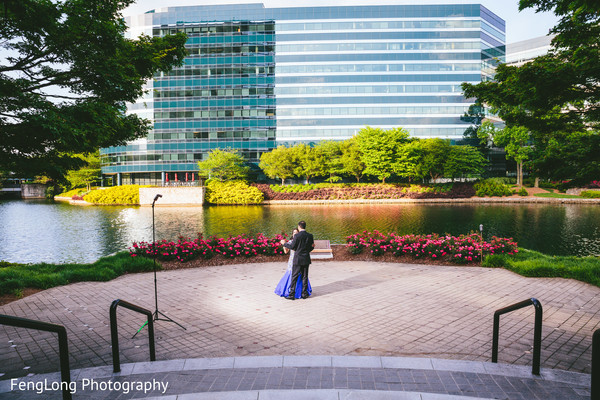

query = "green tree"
394;140;426;182
517;0;600;128
421;139;452;182
533;131;600;185
259;146;297;185
292;143;327;184
444;146;487;181
65;151;101;191
315;140;344;183
339;138;365;183
0;0;187;180
461;102;486;141
478;124;532;187
356;126;410;183
197;148;250;181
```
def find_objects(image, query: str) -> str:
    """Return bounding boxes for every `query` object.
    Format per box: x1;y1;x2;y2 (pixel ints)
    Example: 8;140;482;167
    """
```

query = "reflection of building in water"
101;3;505;186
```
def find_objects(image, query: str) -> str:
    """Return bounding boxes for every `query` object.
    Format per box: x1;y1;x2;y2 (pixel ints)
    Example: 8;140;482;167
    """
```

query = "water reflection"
0;200;598;263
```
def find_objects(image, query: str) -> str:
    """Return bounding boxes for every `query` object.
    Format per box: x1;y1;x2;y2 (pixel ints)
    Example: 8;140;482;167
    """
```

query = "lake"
0;199;599;264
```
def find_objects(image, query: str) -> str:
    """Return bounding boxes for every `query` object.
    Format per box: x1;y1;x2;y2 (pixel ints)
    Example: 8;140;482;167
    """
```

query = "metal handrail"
0;314;72;400
109;299;156;373
592;329;600;400
492;298;543;375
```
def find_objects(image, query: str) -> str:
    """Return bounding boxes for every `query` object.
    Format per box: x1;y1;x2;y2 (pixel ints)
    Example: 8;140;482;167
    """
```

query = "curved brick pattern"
1;262;598;382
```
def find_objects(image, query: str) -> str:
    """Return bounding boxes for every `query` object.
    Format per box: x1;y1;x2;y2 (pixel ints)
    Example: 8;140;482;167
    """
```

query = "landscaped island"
55;179;600;205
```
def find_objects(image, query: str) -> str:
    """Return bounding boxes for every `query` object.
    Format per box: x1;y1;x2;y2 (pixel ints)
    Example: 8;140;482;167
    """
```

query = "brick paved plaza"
1;260;598;382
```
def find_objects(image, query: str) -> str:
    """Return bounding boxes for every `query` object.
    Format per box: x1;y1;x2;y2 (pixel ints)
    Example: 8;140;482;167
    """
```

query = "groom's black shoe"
285;295;295;300
301;294;309;299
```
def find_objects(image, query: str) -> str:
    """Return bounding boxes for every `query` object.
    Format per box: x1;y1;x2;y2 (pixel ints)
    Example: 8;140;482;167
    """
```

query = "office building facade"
101;3;505;185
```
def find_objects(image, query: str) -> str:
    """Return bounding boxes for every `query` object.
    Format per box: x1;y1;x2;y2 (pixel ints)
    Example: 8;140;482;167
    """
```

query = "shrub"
205;180;264;204
581;190;600;198
130;233;287;262
517;188;528;196
83;185;148;204
539;181;557;189
345;231;518;264
473;179;513;197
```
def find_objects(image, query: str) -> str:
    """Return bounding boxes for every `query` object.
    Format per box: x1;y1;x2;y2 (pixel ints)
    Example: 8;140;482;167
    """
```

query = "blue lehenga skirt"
274;268;312;298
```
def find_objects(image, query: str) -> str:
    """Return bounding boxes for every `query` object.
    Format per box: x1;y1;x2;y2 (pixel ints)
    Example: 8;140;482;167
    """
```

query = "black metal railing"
0;314;72;400
109;299;156;373
592;329;600;400
492;298;543;375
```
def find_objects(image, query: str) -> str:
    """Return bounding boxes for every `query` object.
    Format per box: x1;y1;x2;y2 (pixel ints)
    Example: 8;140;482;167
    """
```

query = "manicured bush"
473;179;514;197
517;188;528;196
539;181;557;189
0;252;156;296
345;231;517;264
205;180;264;204
83;185;149;205
581;190;600;198
131;233;287;262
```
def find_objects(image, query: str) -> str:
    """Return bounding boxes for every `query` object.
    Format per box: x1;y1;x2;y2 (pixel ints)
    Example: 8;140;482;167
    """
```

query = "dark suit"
283;230;314;297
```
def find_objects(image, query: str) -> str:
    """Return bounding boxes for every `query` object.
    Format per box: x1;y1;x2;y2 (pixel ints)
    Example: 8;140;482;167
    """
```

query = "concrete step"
0;356;591;400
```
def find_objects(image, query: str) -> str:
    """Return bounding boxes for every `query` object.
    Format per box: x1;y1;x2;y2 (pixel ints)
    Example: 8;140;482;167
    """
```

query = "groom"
282;220;314;300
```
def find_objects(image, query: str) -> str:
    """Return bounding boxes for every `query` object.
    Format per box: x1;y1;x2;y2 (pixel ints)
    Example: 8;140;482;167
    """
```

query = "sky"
123;0;560;44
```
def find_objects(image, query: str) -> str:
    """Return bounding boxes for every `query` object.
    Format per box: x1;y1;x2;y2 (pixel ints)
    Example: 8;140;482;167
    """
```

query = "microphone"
153;194;162;202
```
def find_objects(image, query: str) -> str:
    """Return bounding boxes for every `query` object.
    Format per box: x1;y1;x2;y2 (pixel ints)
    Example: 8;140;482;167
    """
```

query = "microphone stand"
133;194;186;338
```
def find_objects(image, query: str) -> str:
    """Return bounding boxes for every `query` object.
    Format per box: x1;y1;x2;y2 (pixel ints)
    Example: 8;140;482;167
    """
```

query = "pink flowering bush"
346;231;517;264
130;233;288;262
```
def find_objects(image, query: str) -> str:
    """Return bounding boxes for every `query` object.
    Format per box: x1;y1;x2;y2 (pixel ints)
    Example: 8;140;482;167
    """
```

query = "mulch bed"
0;288;44;306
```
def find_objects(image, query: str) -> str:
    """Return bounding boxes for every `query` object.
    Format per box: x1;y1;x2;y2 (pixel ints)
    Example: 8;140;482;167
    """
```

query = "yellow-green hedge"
581;190;600;198
205;180;264;204
83;185;149;205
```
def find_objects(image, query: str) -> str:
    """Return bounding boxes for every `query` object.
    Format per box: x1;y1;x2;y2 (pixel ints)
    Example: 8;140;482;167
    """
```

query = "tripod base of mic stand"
132;309;186;339
153;310;186;330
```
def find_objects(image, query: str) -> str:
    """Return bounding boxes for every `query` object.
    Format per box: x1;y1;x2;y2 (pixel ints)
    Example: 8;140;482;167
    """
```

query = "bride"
274;228;312;298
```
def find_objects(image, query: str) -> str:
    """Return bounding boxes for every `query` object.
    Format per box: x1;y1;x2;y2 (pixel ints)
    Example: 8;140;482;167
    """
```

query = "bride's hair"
291;228;299;237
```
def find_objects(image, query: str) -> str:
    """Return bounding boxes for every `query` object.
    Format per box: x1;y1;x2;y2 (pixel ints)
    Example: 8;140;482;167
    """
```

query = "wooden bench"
312;240;333;259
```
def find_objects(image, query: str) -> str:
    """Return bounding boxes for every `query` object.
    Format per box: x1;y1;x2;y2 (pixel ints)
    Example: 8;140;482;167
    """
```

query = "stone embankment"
264;197;600;205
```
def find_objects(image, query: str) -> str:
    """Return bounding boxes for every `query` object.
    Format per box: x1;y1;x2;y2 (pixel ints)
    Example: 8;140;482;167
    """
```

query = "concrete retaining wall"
20;184;47;199
139;187;204;206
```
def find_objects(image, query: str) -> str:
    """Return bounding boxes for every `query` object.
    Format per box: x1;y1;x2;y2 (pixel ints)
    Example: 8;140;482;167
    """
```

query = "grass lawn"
482;249;600;288
534;192;581;198
0;252;157;297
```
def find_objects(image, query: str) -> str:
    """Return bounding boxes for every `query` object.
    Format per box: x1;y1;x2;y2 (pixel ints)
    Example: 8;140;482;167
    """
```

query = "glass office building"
101;3;505;185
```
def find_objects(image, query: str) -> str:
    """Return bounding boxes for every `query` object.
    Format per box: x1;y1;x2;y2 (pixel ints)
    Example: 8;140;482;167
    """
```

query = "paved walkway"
1;261;598;396
0;356;591;399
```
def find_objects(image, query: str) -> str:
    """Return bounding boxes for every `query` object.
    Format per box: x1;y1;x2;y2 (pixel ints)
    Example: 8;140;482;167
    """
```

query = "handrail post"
0;314;72;400
531;299;543;376
492;311;500;363
592;329;600;400
491;298;543;376
110;300;121;373
109;299;155;373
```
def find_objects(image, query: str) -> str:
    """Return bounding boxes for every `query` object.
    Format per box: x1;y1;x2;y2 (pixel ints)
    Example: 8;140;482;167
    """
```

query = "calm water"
1;199;599;263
